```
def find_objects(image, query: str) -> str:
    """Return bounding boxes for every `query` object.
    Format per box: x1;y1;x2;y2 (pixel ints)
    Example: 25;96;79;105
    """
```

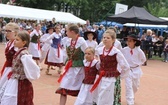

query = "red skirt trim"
44;53;64;67
55;88;79;97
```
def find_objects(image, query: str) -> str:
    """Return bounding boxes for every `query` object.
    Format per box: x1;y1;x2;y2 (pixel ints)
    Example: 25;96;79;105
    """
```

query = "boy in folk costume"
122;34;146;105
56;23;88;105
91;30;130;105
44;25;64;75
84;31;98;48
28;23;42;69
0;31;40;105
74;47;100;105
0;23;19;92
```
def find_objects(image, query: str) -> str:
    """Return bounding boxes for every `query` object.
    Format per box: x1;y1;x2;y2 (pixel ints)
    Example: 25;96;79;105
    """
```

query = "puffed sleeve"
138;48;146;65
43;33;55;43
21;55;40;81
80;37;88;52
116;51;130;79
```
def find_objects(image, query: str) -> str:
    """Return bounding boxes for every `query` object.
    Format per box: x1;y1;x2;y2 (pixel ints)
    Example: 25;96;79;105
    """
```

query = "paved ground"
0;43;168;105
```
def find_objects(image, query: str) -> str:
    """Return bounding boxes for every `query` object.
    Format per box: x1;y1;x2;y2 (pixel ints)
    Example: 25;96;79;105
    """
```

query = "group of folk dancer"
0;22;146;105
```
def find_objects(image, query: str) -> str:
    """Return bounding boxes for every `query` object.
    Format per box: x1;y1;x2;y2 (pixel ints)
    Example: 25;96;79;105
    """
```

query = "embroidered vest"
31;35;40;43
99;54;120;77
11;49;28;80
66;47;84;67
83;63;98;84
51;37;61;48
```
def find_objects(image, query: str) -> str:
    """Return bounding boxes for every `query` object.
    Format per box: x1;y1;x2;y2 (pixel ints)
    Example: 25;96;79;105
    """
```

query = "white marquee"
0;4;86;24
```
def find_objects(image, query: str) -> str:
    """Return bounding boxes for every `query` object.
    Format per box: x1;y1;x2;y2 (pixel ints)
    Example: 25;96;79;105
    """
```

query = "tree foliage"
144;0;168;17
4;0;168;22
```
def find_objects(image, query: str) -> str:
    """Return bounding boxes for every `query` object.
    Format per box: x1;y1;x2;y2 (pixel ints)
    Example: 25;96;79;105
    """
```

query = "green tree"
144;0;168;17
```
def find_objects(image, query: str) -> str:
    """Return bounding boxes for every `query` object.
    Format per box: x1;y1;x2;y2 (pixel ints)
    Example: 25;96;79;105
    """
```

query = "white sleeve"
80;38;88;52
21;55;40;81
116;51;130;79
138;48;146;65
40;34;47;42
30;30;35;37
43;33;55;43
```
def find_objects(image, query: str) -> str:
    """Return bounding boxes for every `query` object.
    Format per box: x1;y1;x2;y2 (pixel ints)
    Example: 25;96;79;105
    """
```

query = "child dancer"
0;30;40;105
44;25;64;75
56;23;88;105
40;24;54;63
28;23;42;69
84;31;98;48
74;47;99;105
122;34;146;105
0;23;19;92
91;30;129;105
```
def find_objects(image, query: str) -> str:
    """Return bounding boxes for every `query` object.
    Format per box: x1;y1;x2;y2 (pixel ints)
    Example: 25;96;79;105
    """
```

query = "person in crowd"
0;30;40;105
163;39;168;62
91;30;129;105
0;23;19;93
97;25;105;44
28;23;42;69
155;36;164;57
143;29;152;65
84;31;98;48
74;47;99;105
0;17;4;43
120;26;129;47
152;34;159;56
86;20;92;31
122;34;146;105
44;25;64;75
56;23;88;105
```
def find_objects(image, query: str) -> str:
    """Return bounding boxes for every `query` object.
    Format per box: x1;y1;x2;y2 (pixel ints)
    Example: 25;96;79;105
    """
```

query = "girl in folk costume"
56;23;88;105
28;23;42;69
44;25;64;75
91;30;130;105
0;31;40;105
84;31;98;48
0;23;19;91
74;47;100;105
39;24;54;63
121;34;146;105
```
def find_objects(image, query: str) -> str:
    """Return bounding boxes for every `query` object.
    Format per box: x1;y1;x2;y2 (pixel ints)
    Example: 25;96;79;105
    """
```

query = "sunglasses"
3;30;15;33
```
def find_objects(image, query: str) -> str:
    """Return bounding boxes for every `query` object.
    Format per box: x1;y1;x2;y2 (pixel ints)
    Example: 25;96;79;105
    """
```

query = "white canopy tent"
0;4;86;24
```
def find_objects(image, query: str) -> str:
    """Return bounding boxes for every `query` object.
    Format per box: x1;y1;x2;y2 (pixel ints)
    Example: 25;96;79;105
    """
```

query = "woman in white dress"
56;23;88;105
91;30;130;105
0;31;40;105
40;24;54;63
0;23;19;94
44;25;64;75
74;47;100;105
28;23;42;69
